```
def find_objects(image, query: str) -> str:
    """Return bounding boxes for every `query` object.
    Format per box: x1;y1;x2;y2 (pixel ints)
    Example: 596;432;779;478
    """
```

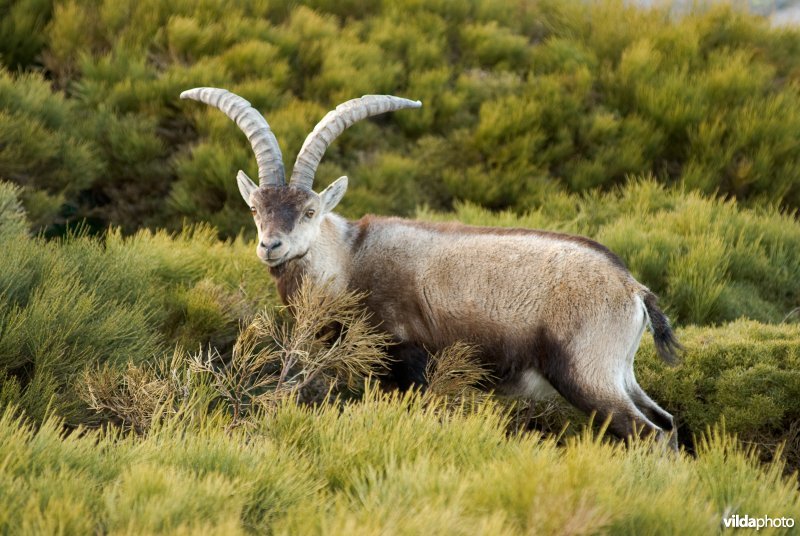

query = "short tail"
642;291;683;365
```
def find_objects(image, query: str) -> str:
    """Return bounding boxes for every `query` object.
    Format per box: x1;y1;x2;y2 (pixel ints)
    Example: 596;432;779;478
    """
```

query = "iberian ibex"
181;87;681;444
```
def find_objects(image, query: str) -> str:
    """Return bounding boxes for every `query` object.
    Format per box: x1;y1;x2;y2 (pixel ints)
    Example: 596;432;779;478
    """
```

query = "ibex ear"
236;170;258;204
319;176;348;214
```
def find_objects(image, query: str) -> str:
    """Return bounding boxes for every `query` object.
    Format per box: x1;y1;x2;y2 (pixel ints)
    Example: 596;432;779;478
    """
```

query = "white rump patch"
517;369;558;400
636;294;651;332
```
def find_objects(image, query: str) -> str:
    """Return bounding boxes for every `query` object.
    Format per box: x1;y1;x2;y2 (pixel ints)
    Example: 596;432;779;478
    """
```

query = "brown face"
249;186;322;267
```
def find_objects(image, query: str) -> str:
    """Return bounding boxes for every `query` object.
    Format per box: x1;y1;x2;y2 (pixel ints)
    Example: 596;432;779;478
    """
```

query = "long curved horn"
180;87;285;186
290;95;421;190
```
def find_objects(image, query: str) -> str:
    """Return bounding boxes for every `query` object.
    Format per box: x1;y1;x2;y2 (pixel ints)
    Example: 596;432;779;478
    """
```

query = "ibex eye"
305;209;315;219
250;207;256;215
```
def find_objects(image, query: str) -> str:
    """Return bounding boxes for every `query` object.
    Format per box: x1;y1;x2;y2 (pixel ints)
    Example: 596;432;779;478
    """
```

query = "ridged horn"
180;87;285;186
290;95;421;190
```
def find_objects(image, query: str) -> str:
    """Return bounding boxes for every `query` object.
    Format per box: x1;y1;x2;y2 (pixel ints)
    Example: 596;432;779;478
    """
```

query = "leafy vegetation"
0;181;276;424
1;0;800;235
638;320;800;467
2;179;800;467
1;0;800;530
1;393;799;534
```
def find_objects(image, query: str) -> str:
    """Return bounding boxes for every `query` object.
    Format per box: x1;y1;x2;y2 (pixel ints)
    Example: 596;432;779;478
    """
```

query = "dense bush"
0;69;102;230
0;0;53;70
0;181;275;424
1;0;800;521
637;320;800;467
1;0;799;235
3;181;800;472
2;180;800;527
1;393;798;534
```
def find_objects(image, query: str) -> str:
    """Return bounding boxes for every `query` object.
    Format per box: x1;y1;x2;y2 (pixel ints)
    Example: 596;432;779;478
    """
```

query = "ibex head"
180;88;421;266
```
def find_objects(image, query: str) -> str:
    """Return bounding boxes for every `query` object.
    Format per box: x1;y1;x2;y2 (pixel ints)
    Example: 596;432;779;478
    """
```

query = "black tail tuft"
642;291;683;365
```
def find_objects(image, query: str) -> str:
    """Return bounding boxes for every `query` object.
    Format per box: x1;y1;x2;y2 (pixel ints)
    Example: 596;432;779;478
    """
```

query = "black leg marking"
518;327;663;441
381;341;429;391
627;382;674;432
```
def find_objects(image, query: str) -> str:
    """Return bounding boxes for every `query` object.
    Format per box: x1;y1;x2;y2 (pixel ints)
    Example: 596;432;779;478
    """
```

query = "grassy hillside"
1;0;800;531
2;176;800;463
0;181;276;424
1;0;800;235
2;392;799;535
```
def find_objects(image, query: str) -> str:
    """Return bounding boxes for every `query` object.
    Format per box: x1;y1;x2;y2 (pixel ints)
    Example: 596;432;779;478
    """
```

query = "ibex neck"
269;213;354;304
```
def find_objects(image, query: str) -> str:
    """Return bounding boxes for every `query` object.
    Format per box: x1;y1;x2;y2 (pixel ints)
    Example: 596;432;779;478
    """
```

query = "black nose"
260;239;283;252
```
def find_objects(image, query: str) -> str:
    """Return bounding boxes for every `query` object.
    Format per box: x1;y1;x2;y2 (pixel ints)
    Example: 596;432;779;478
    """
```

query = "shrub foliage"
0;181;276;424
1;394;798;534
637;320;800;468
2;0;800;527
1;0;799;234
1;180;800;529
2;181;800;474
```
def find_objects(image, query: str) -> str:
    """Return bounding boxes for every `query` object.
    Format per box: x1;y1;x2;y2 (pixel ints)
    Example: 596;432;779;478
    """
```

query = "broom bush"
1;0;800;529
0;392;798;534
0;181;276;424
2;181;800;474
0;0;799;234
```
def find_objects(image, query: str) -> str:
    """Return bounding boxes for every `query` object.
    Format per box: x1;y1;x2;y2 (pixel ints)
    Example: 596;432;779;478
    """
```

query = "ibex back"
181;87;682;445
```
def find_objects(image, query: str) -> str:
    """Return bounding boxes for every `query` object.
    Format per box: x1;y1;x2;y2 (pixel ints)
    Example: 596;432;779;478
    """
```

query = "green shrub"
0;182;275;424
637;320;800;468
4;159;800;474
1;0;799;235
0;391;798;535
0;68;102;231
0;181;27;238
0;0;53;69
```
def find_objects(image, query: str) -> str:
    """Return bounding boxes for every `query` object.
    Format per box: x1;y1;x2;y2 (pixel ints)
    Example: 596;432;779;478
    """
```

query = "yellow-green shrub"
2;1;800;235
637;321;800;466
0;181;275;424
0;391;798;535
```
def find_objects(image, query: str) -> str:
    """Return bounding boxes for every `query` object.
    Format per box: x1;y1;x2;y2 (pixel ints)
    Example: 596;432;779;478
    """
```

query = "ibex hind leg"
627;381;677;450
531;326;663;442
548;370;663;442
622;301;678;449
